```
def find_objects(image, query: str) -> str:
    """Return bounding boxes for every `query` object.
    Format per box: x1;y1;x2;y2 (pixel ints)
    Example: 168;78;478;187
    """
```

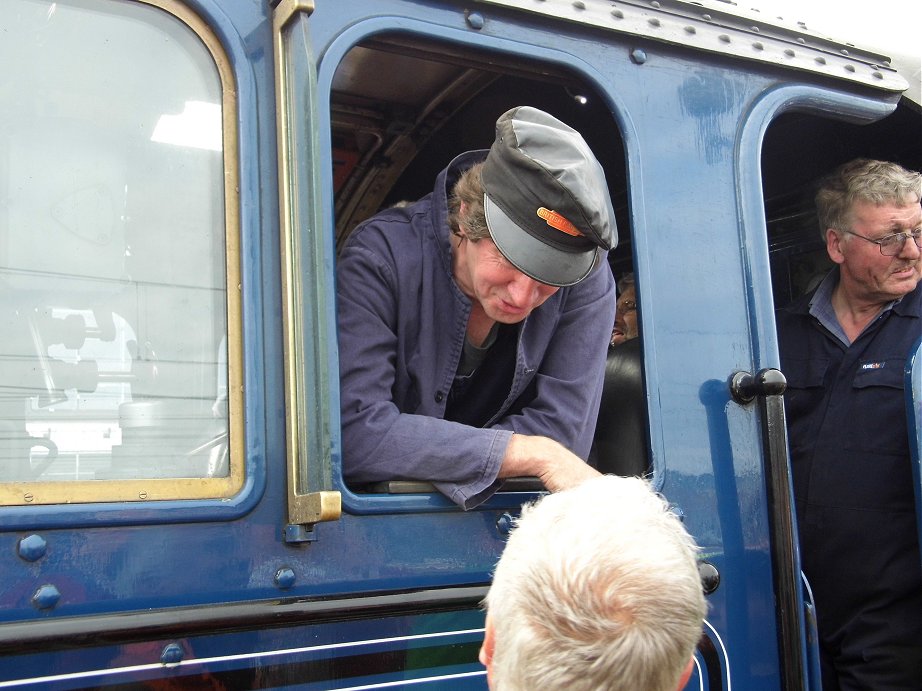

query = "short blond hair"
485;475;707;691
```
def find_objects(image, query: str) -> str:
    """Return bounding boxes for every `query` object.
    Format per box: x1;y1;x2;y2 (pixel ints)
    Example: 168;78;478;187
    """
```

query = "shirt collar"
808;267;901;346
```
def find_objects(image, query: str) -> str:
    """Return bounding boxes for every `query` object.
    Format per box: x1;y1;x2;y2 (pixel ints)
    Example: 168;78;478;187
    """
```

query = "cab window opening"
330;33;651;502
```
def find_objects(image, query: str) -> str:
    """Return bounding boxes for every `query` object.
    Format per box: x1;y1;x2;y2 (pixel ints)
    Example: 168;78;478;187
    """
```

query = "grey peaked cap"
481;106;618;287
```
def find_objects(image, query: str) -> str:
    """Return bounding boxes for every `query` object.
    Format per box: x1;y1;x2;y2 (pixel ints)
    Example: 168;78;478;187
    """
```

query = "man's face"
611;285;638;346
453;235;558;323
829;197;922;305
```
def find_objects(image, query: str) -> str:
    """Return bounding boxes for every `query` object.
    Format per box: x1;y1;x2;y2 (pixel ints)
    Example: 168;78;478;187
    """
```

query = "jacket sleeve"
490;263;616;458
336;228;510;509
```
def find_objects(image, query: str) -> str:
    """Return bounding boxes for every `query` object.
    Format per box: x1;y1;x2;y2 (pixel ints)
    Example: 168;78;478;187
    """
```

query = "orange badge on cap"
537;207;582;237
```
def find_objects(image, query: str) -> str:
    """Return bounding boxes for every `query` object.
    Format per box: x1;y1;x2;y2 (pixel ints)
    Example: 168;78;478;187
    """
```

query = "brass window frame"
0;0;245;506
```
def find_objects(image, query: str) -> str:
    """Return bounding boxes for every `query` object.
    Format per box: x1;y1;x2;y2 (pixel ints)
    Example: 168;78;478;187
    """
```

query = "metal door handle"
730;368;810;690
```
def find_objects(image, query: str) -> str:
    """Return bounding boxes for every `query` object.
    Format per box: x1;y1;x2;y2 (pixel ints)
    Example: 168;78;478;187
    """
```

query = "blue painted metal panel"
0;609;488;689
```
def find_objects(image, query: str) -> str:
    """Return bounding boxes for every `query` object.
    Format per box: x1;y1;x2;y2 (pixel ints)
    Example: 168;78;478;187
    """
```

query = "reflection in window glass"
0;0;229;484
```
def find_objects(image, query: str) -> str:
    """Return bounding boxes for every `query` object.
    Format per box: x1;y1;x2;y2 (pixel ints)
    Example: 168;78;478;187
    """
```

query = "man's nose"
507;273;543;305
897;233;921;259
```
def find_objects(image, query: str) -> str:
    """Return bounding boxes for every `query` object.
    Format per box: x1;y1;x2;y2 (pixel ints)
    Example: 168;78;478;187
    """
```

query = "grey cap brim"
484;194;599;287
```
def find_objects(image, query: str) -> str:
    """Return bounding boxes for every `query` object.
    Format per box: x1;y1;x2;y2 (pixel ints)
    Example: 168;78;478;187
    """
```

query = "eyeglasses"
840;228;922;256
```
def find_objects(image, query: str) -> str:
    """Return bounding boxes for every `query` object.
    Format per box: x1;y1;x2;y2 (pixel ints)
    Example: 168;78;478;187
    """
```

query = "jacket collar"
797;266;921;320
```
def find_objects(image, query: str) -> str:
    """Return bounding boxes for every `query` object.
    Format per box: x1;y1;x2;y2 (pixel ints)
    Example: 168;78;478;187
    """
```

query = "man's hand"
499;434;601;492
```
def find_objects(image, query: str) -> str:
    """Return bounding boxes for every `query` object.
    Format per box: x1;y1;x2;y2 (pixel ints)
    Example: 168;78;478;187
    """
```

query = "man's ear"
456;202;469;237
826;228;846;265
676;656;695;690
480;614;496;684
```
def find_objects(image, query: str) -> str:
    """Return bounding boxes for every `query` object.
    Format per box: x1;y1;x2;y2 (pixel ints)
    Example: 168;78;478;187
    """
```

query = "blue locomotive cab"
0;0;919;688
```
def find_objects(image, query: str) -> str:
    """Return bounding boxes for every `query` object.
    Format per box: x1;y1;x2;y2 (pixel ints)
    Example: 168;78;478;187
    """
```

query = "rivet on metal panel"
630;48;648;64
684;25;695;34
784;48;796;57
840;48;850;56
161;643;184;666
797;37;806;44
750;25;760;33
573;0;586;10
752;42;764;51
31;584;61;610
844;64;856;73
465;11;485;30
719;34;731;44
18;534;47;562
699;562;721;594
815;56;827;65
496;512;515;535
872;71;884;80
651;0;661;7
275;567;297;589
611;8;624;19
649;17;660;27
702;13;712;21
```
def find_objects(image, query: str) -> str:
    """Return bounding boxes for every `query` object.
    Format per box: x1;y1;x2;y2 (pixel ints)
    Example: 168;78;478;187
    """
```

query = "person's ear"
480;614;496;686
457;202;470;236
826;228;846;265
676;656;695;690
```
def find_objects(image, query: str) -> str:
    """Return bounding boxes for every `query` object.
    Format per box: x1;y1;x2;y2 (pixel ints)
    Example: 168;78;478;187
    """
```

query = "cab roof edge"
474;0;910;97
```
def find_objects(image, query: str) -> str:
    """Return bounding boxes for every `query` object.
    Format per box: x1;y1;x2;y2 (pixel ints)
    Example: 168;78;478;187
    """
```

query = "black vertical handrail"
731;368;807;691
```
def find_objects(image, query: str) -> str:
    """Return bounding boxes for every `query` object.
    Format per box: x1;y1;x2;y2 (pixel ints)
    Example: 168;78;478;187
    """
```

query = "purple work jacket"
336;151;616;508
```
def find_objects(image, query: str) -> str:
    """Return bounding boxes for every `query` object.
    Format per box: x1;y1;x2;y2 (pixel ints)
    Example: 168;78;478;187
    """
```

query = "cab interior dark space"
329;32;921;485
330;34;632;274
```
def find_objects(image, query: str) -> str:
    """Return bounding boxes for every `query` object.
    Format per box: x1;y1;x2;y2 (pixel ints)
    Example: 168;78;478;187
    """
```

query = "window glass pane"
0;0;229;485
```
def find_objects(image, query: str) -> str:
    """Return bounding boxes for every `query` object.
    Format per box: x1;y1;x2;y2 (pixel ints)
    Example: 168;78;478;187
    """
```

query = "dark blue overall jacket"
777;271;922;686
337;151;615;508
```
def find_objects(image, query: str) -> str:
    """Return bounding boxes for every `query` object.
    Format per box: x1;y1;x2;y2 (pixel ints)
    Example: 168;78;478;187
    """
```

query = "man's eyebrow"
881;219;922;233
885;224;922;234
